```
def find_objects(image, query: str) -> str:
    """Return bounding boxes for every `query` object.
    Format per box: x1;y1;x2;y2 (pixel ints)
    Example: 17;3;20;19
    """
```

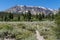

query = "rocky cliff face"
5;5;55;15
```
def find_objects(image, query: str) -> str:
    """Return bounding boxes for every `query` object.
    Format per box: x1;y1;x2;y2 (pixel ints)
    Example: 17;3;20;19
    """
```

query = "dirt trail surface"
36;30;45;40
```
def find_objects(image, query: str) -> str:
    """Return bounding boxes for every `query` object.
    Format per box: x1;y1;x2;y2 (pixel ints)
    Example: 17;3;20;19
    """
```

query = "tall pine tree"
27;11;31;21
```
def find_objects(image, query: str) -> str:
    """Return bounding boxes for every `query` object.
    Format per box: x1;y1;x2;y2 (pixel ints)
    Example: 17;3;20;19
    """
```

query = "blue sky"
0;0;60;11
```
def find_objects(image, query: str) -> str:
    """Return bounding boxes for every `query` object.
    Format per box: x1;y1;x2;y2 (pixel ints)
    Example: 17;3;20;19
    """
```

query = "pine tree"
38;14;42;21
18;15;20;21
4;15;7;21
9;13;13;19
51;13;55;20
42;13;45;18
27;11;31;21
36;14;38;19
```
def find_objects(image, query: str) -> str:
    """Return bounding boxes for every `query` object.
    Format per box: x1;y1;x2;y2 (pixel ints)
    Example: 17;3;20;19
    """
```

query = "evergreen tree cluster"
0;11;55;21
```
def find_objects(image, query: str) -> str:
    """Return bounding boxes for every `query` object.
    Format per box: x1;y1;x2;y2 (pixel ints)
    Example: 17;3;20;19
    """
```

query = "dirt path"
36;24;45;40
36;30;45;40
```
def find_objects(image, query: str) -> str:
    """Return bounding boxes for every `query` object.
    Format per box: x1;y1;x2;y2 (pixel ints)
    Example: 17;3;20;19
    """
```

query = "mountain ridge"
5;5;56;15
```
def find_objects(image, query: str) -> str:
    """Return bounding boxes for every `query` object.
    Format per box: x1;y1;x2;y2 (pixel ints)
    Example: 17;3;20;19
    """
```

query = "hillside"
5;5;55;15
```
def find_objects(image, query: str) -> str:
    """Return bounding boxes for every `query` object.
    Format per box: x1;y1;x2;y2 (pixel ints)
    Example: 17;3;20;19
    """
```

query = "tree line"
0;11;55;21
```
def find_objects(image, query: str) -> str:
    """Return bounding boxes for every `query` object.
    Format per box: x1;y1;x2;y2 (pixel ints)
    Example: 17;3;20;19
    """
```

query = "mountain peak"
5;5;54;14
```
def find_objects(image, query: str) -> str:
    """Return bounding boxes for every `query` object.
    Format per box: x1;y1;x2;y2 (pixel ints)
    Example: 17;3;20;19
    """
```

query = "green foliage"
9;13;13;19
55;8;60;39
0;11;55;21
38;14;42;21
0;21;57;40
17;15;20;21
26;11;31;21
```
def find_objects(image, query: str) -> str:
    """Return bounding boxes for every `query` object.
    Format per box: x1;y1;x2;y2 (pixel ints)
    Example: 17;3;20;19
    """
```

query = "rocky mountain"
5;5;55;15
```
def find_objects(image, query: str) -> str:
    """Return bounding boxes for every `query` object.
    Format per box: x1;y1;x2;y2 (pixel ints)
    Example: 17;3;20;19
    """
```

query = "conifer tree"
27;11;31;21
18;15;20;21
38;14;42;21
9;13;13;19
